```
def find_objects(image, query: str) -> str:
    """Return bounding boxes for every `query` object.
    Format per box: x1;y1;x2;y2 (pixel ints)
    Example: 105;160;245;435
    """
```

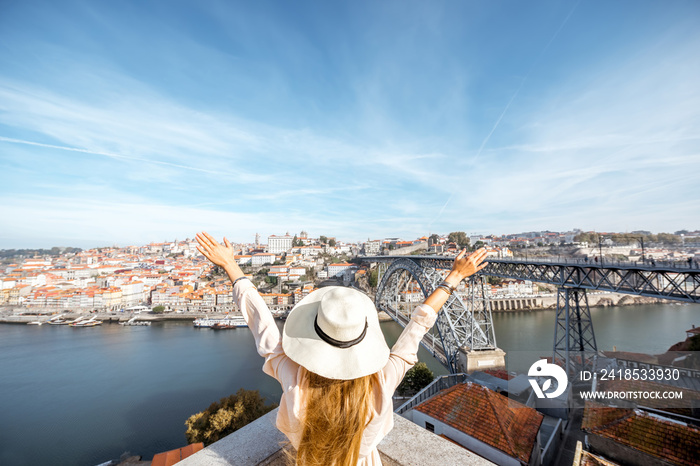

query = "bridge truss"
362;255;700;374
374;258;496;373
484;259;700;303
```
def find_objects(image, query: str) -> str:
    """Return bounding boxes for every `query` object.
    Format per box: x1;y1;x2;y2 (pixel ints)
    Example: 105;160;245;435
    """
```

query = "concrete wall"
179;408;494;466
390;242;428;256
490;297;543;311
490;292;673;312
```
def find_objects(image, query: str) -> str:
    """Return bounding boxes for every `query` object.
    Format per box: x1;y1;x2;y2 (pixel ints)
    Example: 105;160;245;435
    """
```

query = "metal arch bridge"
359;255;700;374
359;255;497;373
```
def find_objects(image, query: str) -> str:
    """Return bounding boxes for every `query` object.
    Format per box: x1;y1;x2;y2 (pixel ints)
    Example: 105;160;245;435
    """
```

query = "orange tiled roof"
597;378;700;416
480;369;514;381
581;401;700;465
414;382;542;463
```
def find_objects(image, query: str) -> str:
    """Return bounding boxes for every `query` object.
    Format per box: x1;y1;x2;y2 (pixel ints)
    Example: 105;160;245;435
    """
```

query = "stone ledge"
178;408;493;465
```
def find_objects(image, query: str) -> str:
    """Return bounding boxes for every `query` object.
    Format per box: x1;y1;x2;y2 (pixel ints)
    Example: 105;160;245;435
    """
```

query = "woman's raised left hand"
195;232;237;270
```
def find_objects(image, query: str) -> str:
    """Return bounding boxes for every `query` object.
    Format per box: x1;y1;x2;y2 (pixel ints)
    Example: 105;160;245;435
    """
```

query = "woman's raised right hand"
448;247;489;283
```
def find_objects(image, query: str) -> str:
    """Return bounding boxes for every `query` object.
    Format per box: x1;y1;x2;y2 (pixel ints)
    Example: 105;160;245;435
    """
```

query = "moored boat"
47;314;69;325
69;316;102;327
211;322;235;330
193;315;247;328
47;319;70;325
120;316;151;326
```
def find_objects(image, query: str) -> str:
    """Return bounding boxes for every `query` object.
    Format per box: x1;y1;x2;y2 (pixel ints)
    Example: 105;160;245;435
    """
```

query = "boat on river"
70;316;102;327
193;315;247;328
47;314;70;325
120;316;151;326
47;319;70;325
28;313;69;325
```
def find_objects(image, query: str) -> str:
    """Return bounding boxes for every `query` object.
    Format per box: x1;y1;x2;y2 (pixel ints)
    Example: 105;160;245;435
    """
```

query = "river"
1;303;698;465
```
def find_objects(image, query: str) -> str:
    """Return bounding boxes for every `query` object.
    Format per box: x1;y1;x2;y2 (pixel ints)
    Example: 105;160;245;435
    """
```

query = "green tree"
448;232;470;249
319;235;328;244
152;305;165;314
487;276;504;286
656;233;681;245
328;238;336;247
368;268;379;288
265;276;278;286
397;362;434;395
574;232;599;245
185;389;277;446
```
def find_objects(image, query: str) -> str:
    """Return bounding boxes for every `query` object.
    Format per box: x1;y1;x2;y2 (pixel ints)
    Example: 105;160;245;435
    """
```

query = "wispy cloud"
0;1;698;247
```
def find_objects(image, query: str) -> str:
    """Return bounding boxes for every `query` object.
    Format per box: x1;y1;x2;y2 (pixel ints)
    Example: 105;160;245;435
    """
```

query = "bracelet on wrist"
232;276;251;287
437;283;453;295
439;280;457;294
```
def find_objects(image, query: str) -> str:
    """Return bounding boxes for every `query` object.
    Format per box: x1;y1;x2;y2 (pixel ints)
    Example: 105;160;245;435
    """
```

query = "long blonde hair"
295;367;376;466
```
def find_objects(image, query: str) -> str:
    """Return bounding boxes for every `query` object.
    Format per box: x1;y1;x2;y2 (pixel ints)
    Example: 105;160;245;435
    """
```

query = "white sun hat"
282;286;390;380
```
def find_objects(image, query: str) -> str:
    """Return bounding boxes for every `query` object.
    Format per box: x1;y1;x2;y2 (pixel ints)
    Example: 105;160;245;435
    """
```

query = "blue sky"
1;0;699;248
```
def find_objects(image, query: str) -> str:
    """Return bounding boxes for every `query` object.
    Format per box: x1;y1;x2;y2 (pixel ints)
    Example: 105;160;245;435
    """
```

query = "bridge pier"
458;347;506;373
553;287;598;378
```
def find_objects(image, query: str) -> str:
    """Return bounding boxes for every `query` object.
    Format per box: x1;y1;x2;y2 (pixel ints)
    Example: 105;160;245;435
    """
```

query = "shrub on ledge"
397;362;434;396
185;388;278;446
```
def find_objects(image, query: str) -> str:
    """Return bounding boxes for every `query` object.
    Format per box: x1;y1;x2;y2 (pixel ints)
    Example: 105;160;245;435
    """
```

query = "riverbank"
490;291;677;312
0;310;242;324
1;291;682;323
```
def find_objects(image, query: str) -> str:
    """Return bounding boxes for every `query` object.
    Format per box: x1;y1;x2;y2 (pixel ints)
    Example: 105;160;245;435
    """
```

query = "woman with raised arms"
195;232;488;466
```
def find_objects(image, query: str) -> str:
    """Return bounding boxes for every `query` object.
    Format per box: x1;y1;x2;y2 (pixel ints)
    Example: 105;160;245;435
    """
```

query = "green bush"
397;362;434;395
185;389;277;446
151;305;165;314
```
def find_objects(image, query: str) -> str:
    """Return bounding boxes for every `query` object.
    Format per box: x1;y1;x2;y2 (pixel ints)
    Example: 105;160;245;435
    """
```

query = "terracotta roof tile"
414;382;543;463
581;401;700;465
480;369;514;381
597;378;700;417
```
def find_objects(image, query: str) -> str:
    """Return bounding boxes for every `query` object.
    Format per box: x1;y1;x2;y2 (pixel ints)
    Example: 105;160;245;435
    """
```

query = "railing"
540;418;563;466
394;373;469;415
493;256;699;270
615;358;700;379
360;255;699;271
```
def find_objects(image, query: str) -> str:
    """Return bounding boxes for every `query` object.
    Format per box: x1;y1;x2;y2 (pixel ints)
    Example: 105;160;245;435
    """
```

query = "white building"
252;253;276;267
327;262;356;278
268;235;293;254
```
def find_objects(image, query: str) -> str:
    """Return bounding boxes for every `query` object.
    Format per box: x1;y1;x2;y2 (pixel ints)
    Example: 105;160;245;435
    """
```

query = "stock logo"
528;359;568;399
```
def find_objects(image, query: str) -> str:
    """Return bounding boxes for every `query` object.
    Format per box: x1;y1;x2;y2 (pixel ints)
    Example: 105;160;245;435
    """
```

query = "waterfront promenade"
0;309;208;324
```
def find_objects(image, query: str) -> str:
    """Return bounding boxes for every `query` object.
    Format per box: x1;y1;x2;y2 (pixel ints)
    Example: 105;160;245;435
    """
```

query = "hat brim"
282;287;390;380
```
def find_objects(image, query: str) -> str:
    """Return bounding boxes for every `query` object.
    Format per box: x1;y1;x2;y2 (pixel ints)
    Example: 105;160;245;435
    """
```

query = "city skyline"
1;1;699;249
1;226;697;252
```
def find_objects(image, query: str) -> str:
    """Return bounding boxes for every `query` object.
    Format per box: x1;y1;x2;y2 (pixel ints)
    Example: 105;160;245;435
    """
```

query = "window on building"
425;422;434;433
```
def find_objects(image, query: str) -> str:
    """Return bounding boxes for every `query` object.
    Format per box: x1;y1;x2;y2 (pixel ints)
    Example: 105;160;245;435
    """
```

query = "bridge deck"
361;255;700;303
